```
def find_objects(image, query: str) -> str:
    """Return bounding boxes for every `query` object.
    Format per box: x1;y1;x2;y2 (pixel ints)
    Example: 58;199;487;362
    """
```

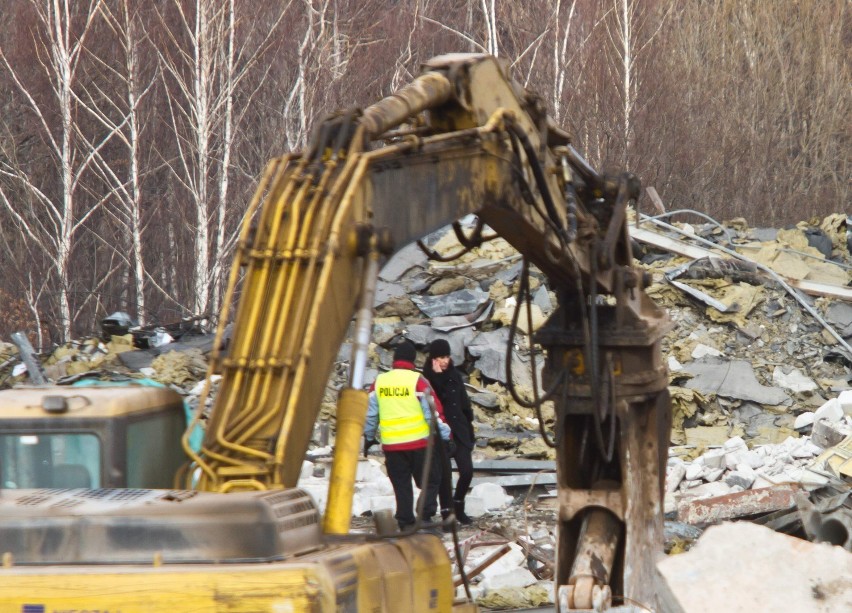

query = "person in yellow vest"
364;340;451;531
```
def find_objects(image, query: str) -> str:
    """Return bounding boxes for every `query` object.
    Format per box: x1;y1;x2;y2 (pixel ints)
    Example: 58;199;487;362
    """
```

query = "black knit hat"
428;338;451;359
393;340;417;363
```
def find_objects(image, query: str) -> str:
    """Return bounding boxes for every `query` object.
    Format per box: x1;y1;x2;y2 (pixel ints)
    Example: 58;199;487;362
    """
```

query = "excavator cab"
0;385;187;490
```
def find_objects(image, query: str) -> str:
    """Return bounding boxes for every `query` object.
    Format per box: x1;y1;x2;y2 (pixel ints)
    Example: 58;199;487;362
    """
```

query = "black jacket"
423;361;475;450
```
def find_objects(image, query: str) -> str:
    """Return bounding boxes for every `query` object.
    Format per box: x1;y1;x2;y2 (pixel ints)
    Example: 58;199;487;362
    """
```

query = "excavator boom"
181;54;672;610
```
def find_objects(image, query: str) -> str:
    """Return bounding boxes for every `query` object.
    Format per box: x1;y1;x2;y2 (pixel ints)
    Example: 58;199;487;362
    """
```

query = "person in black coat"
423;338;475;524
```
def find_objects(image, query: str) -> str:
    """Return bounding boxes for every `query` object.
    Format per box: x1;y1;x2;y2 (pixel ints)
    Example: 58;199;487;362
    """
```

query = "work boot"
454;498;472;525
440;508;455;533
418;516;443;537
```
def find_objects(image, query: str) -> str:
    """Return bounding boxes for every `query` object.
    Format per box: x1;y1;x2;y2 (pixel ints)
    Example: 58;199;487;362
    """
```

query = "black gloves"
445;439;457;456
364;437;378;457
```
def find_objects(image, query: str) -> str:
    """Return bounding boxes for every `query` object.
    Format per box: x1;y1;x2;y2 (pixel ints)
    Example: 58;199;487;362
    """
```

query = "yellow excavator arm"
183;53;672;611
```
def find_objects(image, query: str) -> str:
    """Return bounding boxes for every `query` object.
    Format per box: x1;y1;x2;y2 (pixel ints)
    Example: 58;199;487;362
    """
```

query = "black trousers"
385;445;442;528
453;444;473;501
438;439;474;511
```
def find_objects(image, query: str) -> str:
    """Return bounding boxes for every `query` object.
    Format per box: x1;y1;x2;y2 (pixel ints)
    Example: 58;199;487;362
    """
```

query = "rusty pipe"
360;72;452;138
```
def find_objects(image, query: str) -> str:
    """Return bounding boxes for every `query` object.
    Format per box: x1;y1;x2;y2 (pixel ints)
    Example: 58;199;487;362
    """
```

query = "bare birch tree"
80;0;160;325
157;0;288;320
0;0;109;341
481;0;499;57
604;0;671;165
281;0;349;151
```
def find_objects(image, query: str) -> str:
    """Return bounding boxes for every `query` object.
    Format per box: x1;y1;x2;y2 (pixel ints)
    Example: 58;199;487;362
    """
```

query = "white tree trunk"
620;0;633;165
210;0;236;319
192;0;212;317
160;0;288;319
0;0;104;342
481;0;499;56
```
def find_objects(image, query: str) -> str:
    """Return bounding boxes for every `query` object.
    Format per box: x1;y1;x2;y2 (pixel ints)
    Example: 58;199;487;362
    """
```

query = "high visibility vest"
376;369;430;445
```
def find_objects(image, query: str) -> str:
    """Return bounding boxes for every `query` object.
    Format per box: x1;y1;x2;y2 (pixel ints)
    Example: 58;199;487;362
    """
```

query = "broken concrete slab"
402;324;433;347
468;474;557;489
373;280;406;307
724;465;756;489
411;287;490;318
666;464;687;493
430;301;493;332
684;426;732;447
681;357;790;405
678;481;732;499
656;522;852;613
815;397;845;424
690;343;723;359
479;567;538;590
825;301;852;337
840;390;852;414
470;389;500;408
467;482;513;516
795;411;816;429
466;331;544;389
812;419;849;449
531;286;553;313
468;327;512;382
772;365;818;393
378;242;427;282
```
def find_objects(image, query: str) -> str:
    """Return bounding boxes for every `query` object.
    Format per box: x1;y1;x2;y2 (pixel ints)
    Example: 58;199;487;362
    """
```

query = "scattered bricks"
723;436;750;469
723;436;747;452
724;472;753;490
666;463;687;493
700;448;726;470
735;463;756;480
751;476;775;489
465;495;488;518
681;481;732;500
454;543;512;587
479;567;537;590
685;463;704;481
741;450;765;469
679;479;703;492
839;390;852;415
664;493;678;515
794;411;815;430
469;482;513;511
814;398;844;424
704;468;725;482
724;464;756;489
477;543;526;579
796;440;823;458
529;529;550;542
812;418;848;449
677;483;801;526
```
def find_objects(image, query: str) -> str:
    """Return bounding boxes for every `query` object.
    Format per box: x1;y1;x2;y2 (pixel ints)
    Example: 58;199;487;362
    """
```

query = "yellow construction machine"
0;54;671;612
0;384;187;490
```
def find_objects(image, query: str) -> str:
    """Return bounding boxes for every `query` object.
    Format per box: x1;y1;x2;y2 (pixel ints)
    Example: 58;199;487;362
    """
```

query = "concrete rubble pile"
1;212;851;610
